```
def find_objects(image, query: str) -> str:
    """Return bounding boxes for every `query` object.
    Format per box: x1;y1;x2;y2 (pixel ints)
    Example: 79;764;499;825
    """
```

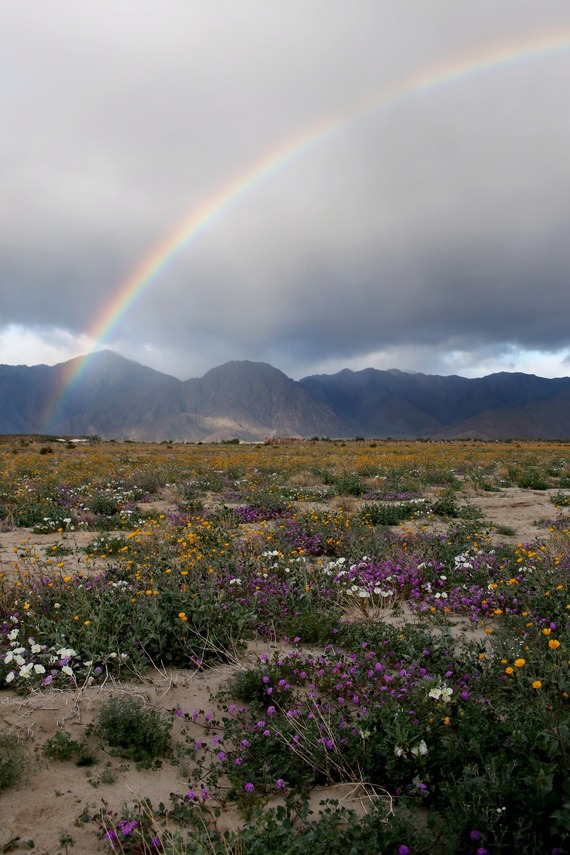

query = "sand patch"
464;486;569;543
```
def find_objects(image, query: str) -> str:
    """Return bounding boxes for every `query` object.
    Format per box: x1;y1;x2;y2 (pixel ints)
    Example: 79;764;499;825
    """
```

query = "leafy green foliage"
361;501;417;525
44;730;94;764
0;730;28;790
96;697;173;766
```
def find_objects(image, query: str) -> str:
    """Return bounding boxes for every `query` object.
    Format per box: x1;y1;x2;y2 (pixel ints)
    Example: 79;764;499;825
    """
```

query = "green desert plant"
44;730;94;765
0;729;28;790
95;697;173;766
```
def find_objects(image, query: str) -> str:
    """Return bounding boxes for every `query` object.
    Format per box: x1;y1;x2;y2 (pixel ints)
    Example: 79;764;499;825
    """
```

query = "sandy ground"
0;665;227;854
462;485;567;543
0;645;374;854
1;487;569;853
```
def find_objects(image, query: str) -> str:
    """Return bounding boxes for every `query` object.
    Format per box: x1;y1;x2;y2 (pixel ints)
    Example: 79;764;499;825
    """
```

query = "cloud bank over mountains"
1;2;570;380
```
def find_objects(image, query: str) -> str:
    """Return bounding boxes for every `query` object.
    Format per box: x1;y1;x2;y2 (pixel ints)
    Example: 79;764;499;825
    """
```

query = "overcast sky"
1;2;570;381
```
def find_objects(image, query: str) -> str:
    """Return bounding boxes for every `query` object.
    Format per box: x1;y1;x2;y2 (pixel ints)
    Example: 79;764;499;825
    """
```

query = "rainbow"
42;29;570;432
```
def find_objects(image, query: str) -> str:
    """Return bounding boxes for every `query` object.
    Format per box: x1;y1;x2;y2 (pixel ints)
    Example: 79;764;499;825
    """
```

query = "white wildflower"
57;647;77;659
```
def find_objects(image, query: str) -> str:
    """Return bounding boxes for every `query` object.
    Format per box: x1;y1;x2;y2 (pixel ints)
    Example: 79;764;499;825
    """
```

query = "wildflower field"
1;436;570;854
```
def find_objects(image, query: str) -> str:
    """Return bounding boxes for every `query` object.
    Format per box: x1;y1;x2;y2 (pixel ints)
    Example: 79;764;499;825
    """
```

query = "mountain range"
1;350;570;441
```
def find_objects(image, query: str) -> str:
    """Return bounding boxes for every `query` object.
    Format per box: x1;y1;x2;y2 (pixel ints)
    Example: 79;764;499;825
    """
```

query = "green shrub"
94;794;432;854
90;494;120;516
282;604;340;644
495;523;516;537
334;473;367;496
432;490;460;518
516;469;549;490
0;730;28;790
96;697;173;766
361;502;417;526
44;730;93;764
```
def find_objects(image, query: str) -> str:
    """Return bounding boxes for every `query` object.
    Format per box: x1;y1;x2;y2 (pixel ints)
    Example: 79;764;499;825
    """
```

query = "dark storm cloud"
1;1;570;379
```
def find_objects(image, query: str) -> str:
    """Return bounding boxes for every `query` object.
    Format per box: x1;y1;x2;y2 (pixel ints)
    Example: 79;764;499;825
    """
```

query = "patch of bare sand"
400;486;569;546
463;486;569;544
0;529;117;581
136;497;179;518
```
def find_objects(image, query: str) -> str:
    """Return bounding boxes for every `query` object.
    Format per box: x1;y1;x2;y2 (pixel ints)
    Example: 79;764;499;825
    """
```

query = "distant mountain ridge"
1;350;570;441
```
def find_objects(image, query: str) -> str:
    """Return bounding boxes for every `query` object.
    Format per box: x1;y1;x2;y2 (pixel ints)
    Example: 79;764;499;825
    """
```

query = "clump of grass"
361;501;417;526
95;697;173;766
88;762;118;788
431;490;460;518
0;729;28;790
516;469;550;490
334;473;367;496
495;523;516;537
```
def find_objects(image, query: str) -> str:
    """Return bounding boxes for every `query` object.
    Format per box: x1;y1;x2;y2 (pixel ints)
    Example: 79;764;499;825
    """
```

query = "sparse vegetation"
0;730;28;791
0;438;570;852
95;697;173;766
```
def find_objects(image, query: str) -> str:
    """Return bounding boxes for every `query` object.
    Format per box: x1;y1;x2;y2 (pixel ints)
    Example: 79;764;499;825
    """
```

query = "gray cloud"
1;1;570;380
